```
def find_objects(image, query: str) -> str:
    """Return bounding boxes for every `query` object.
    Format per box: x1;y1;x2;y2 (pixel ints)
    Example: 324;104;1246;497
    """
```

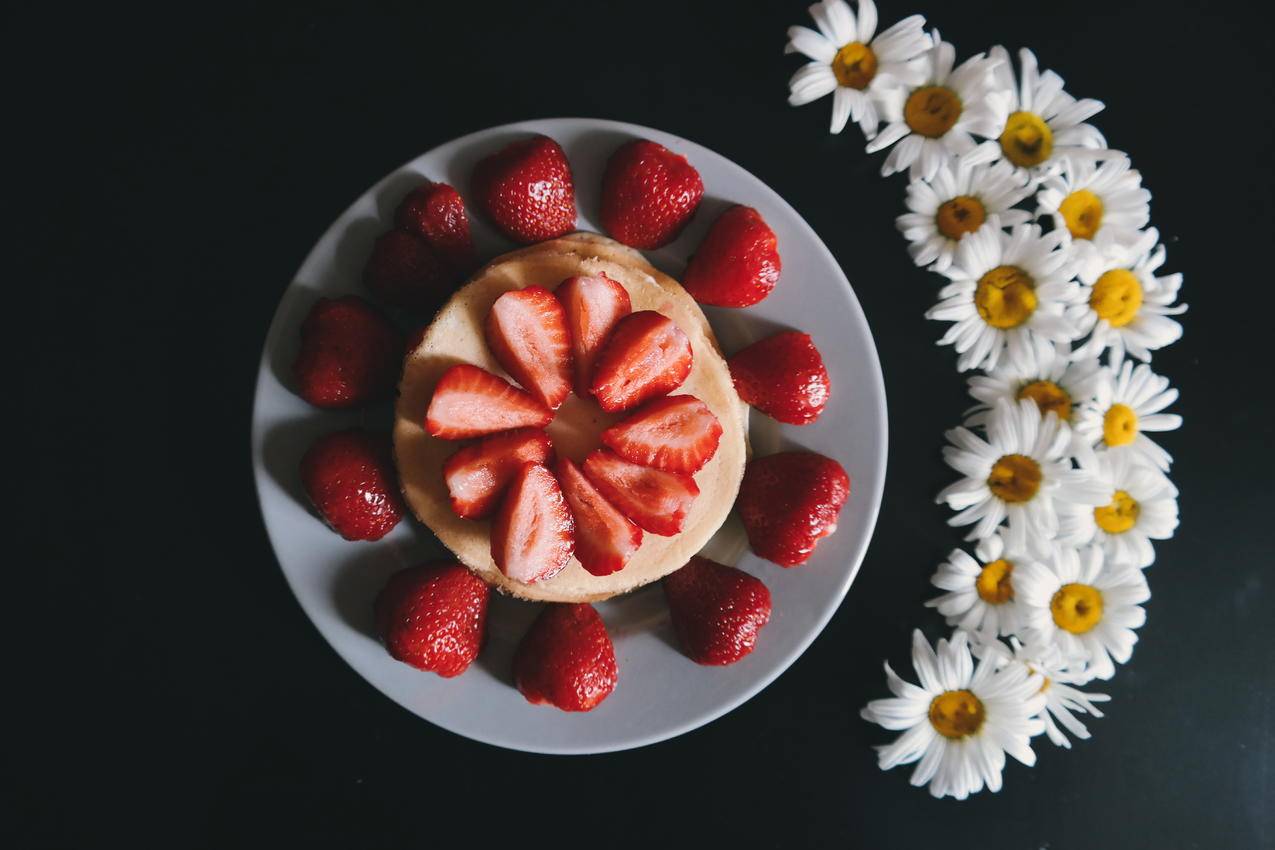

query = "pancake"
394;233;748;602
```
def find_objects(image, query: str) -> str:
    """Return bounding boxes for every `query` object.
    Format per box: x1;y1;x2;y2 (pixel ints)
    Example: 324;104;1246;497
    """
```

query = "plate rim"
250;116;889;754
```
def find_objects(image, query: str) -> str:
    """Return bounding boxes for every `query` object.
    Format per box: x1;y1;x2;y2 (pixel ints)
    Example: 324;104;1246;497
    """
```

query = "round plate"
251;118;888;754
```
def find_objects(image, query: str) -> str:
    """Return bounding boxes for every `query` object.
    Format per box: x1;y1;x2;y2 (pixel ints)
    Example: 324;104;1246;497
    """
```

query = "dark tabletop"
15;1;1274;847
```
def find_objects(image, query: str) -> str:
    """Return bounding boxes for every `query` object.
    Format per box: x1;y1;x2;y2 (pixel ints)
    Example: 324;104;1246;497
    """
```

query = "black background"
14;1;1274;847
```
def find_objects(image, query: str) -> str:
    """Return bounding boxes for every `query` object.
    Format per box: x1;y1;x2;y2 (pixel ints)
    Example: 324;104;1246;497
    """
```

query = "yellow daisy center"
1094;489;1140;534
832;42;878;89
929;689;986;739
975;265;1038;329
1050;583;1104;634
905;85;963;138
1090;268;1144;327
1103;402;1139;447
936;195;987;240
987;453;1042;503
1039;676;1052;694
1017;380;1072;421
1058;189;1104;240
999;111;1054;168
975;558;1015;604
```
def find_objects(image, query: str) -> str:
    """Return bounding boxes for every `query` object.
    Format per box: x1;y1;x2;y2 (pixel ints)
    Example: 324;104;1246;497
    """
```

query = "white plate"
251;118;887;754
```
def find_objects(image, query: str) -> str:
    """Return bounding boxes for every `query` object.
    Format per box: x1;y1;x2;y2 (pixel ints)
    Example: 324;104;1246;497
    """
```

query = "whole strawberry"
663;556;772;665
293;295;402;408
729;331;831;425
300;429;405;541
514;603;617;712
374;563;490;677
737;452;849;567
362;228;452;313
683;205;781;307
394;181;478;275
472;135;576;243
601;139;703;250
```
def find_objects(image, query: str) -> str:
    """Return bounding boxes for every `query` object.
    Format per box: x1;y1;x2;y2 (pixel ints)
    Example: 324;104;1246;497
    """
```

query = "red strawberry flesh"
485;285;573;409
589;310;693;413
425;364;553;439
582;448;698;536
300;428;404;541
555;457;643;576
442;428;554;520
490;462;575;584
729;331;831;425
601;139;704;250
514;603;617;712
374;563;490;678
601;394;722;473
663;556;772;665
737;452;850;566
555;274;632;398
683;205;781;307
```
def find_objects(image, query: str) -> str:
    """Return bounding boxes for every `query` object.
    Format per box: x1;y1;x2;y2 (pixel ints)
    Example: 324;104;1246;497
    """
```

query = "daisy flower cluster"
786;0;1185;799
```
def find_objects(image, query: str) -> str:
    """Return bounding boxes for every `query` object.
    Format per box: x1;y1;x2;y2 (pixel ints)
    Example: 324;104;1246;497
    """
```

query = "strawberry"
737;452;850;567
299;429;404;541
582;449;698;536
490;462;575;584
472;135;576;243
442;428;554;520
394;181;478;275
485;286;573;409
682;205;781;307
589;311;693;413
663;556;772;665
374;563;490;677
425;364;553;439
601;394;723;473
292;295;402;408
555;457;643;576
514;603;617;712
600;139;704;250
362;228;453;313
728;331;831;425
555;273;632;397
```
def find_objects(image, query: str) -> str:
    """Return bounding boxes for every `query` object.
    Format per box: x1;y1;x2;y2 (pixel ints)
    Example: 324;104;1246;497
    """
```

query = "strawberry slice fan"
781;0;1185;800
291;128;852;717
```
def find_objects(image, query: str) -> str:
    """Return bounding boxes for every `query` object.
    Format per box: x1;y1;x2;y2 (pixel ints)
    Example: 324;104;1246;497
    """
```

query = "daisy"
1036;155;1152;279
968;46;1116;178
785;0;931;137
1059;449;1179;568
896;156;1033;272
925;529;1028;641
1016;544;1149;680
1074;358;1182;471
866;34;1004;180
861;629;1045;800
977;637;1111;749
937;397;1109;555
964;340;1103;429
926;220;1082;373
1068;228;1187;365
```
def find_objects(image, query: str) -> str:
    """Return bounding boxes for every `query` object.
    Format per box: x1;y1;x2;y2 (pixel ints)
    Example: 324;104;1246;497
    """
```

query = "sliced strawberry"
425;364;553;440
581;449;698;536
601;394;722;474
514;603;617;712
490;462;575;584
442;428;554;520
663;556;772;665
589;311;693;413
729;331;831;425
683;205;781;307
555;457;643;576
393;181;478;275
555;274;632;397
484;286;573;409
